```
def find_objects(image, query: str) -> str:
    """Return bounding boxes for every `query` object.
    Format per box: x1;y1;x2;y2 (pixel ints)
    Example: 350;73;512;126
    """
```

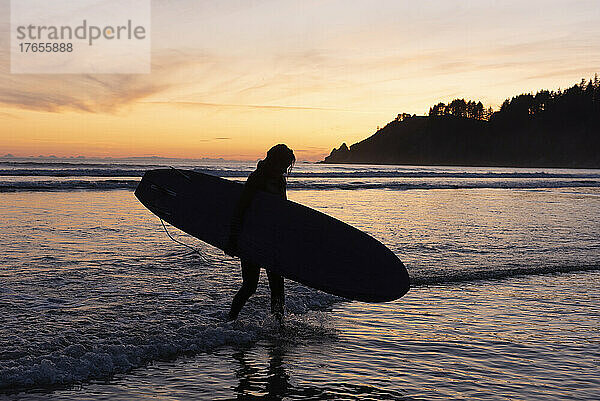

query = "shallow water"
5;273;599;400
1;159;599;399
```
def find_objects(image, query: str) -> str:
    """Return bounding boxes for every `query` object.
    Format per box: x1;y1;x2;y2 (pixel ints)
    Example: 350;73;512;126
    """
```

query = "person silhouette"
225;144;295;324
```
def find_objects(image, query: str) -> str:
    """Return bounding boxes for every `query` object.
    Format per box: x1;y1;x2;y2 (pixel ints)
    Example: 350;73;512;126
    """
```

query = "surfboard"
134;169;410;302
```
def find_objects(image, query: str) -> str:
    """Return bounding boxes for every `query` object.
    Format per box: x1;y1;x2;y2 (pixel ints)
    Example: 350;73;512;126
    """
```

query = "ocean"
1;157;599;400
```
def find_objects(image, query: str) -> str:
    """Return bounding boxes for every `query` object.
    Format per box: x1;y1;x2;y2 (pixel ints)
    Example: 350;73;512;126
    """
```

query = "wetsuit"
227;161;286;321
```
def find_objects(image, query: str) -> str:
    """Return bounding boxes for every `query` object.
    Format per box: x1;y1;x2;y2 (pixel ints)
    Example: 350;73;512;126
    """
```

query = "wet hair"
262;144;295;175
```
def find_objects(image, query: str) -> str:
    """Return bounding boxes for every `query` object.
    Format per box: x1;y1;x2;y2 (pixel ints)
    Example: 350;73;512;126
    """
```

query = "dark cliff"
323;77;600;168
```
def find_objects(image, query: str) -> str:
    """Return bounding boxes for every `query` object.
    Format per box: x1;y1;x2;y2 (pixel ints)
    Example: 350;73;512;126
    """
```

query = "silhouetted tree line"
491;75;600;127
323;76;600;168
429;99;493;120
395;113;416;122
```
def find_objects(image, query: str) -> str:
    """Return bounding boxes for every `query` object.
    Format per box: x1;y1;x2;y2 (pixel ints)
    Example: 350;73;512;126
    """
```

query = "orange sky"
1;0;599;160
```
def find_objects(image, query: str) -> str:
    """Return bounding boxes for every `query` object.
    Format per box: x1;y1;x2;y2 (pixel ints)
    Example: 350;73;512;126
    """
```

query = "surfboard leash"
159;218;208;262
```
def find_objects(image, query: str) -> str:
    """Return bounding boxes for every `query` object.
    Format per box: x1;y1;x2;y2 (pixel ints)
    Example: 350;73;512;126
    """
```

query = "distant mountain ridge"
323;77;600;168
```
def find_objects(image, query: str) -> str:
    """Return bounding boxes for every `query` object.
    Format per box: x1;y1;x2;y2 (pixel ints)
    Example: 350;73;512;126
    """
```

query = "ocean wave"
0;180;139;192
2;167;600;179
1;262;597;392
0;168;254;178
0;169;148;177
0;324;256;392
0;290;338;393
411;263;600;286
301;171;600;179
0;161;162;169
2;179;600;192
288;180;600;190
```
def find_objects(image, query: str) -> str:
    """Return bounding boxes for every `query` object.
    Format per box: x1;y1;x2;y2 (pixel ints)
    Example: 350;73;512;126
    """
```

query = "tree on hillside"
426;75;600;125
395;113;414;122
429;99;489;120
429;102;447;116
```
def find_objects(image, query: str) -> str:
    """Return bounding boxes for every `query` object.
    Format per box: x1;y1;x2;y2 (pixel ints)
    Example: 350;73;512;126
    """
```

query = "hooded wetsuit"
227;160;286;321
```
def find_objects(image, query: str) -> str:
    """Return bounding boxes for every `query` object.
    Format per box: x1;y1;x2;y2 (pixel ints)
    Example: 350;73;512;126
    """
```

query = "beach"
1;158;599;399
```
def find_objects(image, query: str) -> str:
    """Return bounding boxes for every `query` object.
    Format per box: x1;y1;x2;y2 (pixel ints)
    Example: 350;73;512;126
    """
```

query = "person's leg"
228;260;260;321
266;270;285;323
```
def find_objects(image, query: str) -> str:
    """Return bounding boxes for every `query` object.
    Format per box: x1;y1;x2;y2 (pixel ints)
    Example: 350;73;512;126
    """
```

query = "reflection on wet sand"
230;342;407;400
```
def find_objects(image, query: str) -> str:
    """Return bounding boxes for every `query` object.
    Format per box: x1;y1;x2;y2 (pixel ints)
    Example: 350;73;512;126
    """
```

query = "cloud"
0;49;210;113
524;68;600;82
1;27;597;116
143;100;363;112
293;147;328;153
0;75;164;113
0;111;17;119
193;136;233;143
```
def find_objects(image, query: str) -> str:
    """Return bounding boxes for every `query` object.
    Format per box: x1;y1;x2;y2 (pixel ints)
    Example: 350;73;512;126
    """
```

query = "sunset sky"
1;0;599;160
